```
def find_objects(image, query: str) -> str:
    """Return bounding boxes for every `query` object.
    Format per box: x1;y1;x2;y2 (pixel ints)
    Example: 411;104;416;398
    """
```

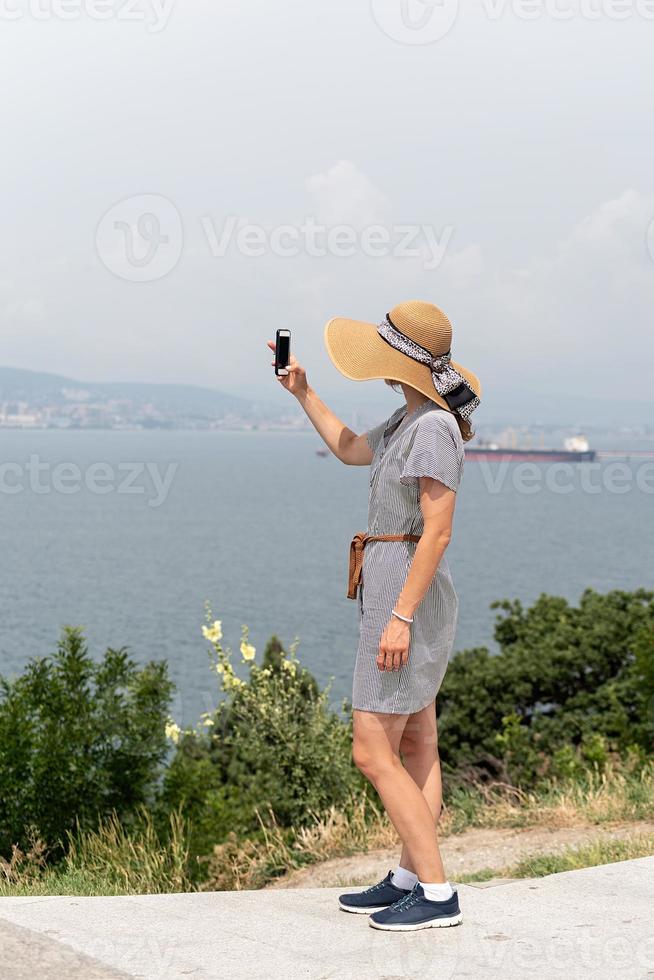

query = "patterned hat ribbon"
377;316;480;421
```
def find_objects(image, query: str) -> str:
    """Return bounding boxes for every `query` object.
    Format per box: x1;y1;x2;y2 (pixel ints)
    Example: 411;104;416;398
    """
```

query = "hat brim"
324;316;481;414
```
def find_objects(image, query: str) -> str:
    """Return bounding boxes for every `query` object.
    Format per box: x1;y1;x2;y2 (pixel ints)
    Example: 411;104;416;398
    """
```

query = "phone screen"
276;331;290;374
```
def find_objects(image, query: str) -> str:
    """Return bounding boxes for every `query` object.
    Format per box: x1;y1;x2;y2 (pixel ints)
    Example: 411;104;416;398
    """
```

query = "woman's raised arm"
267;340;373;465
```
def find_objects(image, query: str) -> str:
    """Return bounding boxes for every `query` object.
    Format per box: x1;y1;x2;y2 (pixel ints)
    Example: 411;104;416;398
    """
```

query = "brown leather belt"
347;531;421;600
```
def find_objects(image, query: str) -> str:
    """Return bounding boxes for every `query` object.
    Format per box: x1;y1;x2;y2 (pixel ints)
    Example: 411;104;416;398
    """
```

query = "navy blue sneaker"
339;871;412;914
369;884;463;931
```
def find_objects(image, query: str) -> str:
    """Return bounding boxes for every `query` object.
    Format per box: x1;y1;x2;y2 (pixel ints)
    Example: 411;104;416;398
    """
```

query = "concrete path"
1;857;652;979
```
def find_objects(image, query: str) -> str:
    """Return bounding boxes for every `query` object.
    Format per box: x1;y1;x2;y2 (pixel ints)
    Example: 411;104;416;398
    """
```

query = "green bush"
161;623;365;862
0;627;173;858
437;588;654;785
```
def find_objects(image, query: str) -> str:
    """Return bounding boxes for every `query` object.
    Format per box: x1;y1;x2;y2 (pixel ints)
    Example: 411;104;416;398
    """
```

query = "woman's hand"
266;341;370;463
377;617;411;672
267;341;308;399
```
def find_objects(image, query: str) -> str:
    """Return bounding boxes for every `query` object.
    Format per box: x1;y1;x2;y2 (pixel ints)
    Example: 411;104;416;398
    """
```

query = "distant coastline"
0;420;314;432
0;364;306;433
2;365;652;443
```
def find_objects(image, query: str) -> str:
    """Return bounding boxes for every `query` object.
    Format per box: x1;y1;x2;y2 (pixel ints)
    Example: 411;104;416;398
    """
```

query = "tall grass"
443;760;654;833
202;796;396;892
0;808;192;897
203;761;654;891
1;762;652;896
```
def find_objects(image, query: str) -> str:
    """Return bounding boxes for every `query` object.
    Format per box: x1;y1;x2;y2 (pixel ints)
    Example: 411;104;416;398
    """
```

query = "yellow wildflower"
165;719;182;744
224;674;246;691
202;620;223;644
240;640;256;661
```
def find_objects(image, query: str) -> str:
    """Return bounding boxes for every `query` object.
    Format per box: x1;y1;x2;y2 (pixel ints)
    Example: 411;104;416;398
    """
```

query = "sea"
1;429;653;726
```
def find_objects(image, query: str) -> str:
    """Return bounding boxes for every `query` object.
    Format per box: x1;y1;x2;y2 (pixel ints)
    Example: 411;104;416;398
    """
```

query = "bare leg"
396;700;442;874
352;706;446;883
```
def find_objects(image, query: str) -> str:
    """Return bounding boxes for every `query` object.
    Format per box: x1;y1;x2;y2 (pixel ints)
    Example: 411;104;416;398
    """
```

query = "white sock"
391;865;418;890
419;880;454;902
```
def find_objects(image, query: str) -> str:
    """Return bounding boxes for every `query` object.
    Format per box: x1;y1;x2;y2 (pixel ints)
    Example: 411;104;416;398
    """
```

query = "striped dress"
352;401;464;714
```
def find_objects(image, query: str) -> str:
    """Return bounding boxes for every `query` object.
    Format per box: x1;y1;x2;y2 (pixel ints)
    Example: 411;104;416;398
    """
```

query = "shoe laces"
392;888;419;912
362;879;386;896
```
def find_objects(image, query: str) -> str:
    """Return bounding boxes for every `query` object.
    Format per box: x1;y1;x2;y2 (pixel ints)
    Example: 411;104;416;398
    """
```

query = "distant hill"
0;366;258;419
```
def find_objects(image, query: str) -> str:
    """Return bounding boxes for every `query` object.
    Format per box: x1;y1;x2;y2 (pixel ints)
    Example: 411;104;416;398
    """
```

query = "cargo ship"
465;435;596;463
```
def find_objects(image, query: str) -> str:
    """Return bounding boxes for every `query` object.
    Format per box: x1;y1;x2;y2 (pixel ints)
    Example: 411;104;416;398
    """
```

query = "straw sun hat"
324;300;481;420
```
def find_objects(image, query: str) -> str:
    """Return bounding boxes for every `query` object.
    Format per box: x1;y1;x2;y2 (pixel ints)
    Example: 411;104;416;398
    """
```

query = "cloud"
433;189;654;412
557;189;654;289
490;189;654;341
305;160;390;228
439;244;484;290
292;170;654;412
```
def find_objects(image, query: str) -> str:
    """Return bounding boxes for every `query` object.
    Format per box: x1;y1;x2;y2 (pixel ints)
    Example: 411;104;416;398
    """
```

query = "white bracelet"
392;609;414;624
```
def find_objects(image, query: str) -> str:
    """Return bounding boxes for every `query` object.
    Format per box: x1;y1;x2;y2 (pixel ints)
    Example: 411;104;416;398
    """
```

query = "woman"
269;300;481;933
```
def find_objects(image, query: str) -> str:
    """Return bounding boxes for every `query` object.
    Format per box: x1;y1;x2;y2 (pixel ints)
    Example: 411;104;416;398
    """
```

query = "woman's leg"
352;706;447;883
396;700;442;875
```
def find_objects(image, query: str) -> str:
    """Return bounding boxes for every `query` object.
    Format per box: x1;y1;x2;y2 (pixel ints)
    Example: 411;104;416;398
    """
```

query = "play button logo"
371;0;459;45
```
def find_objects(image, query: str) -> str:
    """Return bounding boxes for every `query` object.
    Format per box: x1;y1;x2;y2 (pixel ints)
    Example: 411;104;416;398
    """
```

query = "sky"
1;0;653;424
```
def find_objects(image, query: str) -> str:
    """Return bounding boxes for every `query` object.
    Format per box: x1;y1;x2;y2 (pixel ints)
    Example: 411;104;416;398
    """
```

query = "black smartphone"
275;329;291;376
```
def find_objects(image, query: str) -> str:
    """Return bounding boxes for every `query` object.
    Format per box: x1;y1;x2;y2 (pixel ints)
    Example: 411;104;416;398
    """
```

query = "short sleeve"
365;419;387;455
400;412;464;493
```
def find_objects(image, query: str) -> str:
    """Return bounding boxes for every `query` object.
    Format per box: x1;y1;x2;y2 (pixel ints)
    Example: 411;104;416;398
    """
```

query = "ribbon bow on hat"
377;316;480;421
